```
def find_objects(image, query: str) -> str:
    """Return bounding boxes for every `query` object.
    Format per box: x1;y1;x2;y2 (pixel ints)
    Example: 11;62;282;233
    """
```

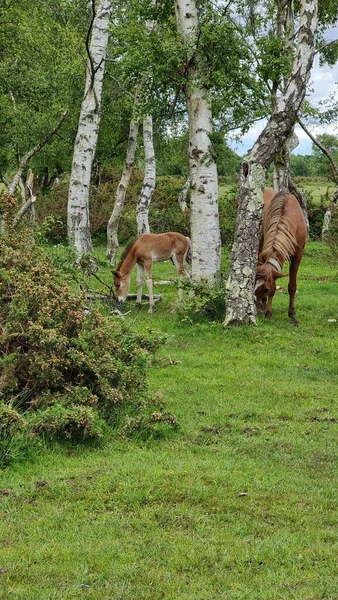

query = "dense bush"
35;169;190;243
218;185;238;246
307;191;328;240
178;278;227;324
35;168;239;251
0;200;175;463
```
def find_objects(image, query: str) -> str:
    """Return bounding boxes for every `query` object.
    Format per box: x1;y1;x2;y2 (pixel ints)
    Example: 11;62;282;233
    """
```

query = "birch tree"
67;0;112;256
224;0;318;327
136;115;156;235
174;0;221;281
106;89;140;265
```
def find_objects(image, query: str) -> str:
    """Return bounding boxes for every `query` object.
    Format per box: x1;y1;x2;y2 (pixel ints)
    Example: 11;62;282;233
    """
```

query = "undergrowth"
0;194;177;465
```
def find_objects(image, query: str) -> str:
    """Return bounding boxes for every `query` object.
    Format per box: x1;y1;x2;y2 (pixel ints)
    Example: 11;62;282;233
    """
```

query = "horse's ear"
273;271;288;280
112;270;121;277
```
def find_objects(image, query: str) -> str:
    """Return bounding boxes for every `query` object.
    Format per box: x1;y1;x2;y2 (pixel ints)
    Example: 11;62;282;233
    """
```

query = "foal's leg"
288;256;301;326
172;251;185;302
136;263;144;306
143;259;154;313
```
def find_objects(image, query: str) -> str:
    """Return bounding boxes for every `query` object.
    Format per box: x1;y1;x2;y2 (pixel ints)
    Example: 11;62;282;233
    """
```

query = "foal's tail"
185;237;192;265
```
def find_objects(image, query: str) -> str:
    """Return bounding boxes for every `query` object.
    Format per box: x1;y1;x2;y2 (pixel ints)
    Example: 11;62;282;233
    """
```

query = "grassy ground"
1;241;338;599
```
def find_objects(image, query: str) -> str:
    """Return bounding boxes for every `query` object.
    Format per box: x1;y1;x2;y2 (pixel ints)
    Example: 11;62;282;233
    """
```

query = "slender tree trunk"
322;189;338;242
273;131;299;191
224;0;318;326
288;175;309;231
178;177;190;213
137;115;156;235
67;0;111;256
106;92;140;264
175;0;221;281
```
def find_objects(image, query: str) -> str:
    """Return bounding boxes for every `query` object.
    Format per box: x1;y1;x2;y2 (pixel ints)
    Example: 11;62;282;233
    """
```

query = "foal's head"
254;263;287;312
112;270;131;303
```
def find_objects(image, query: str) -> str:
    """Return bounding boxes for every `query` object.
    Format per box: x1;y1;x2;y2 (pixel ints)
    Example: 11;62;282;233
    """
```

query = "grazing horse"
112;232;191;313
255;189;307;325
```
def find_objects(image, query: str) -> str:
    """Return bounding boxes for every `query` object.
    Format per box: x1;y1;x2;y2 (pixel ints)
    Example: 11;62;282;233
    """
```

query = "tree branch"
12;194;36;227
8;110;68;196
315;38;338;56
86;0;96;89
298;118;338;182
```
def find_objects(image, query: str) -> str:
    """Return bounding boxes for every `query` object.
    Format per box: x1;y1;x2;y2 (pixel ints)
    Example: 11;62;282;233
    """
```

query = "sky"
228;27;338;157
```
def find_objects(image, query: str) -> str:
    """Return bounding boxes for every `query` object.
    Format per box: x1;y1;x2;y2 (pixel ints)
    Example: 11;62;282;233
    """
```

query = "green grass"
1;241;338;599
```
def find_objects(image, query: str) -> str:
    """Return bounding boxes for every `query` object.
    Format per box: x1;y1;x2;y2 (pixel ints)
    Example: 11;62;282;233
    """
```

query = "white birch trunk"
175;0;221;281
224;0;318;326
178;177;190;213
67;0;111;256
322;190;338;242
137;115;156;235
106;114;139;265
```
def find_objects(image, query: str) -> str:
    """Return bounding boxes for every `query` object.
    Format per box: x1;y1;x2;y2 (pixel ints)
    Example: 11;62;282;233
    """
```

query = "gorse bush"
0;201;174;463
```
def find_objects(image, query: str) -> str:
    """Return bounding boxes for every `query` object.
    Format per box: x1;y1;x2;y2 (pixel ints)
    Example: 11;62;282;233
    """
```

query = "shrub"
307;191;327;240
0;214;174;462
28;404;106;442
218;185;238;247
178;278;227;323
0;404;26;437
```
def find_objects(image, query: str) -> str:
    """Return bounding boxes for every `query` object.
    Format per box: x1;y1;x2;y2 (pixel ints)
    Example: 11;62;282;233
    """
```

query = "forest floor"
1;241;338;599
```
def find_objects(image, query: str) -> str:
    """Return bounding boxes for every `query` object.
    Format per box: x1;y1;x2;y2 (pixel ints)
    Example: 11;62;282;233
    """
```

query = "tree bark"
136;115;156;235
273;131;299;191
106;92;140;264
224;0;318;326
288;175;309;231
67;0;112;256
178;177;190;213
174;0;221;281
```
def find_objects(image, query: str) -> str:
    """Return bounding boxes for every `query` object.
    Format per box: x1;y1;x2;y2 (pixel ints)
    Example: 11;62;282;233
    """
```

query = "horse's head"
112;270;130;303
255;263;287;312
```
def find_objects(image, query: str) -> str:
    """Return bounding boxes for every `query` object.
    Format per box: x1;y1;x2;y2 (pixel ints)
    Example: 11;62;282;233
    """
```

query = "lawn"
0;241;338;599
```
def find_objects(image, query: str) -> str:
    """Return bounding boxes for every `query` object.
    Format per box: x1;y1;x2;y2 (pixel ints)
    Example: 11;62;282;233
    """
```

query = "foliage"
178;278;227;324
0;0;89;178
35;169;190;243
218;185;239;246
306;190;329;240
0;209;175;462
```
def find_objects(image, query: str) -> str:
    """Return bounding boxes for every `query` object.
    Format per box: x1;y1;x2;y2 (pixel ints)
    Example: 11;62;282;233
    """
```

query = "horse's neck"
120;249;137;275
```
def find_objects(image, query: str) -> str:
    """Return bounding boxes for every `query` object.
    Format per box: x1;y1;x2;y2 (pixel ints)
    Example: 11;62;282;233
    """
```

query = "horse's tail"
185;238;192;265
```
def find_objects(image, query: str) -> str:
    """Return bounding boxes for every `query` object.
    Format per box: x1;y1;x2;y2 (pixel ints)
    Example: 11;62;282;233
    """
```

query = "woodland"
1;0;338;598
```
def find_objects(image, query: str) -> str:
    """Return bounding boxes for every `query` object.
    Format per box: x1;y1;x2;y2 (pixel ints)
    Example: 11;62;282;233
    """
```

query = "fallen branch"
126;293;162;303
12;195;36;227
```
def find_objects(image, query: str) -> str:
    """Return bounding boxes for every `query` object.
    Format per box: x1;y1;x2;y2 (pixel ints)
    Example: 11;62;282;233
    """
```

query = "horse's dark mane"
261;191;297;262
116;238;138;270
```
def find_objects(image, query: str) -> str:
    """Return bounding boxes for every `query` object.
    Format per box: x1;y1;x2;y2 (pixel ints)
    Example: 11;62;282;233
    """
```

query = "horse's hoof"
289;316;299;327
265;313;272;320
135;302;142;308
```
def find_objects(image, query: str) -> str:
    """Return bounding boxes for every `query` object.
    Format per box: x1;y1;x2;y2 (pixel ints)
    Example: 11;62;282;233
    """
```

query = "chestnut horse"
112;232;191;312
255;189;307;325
